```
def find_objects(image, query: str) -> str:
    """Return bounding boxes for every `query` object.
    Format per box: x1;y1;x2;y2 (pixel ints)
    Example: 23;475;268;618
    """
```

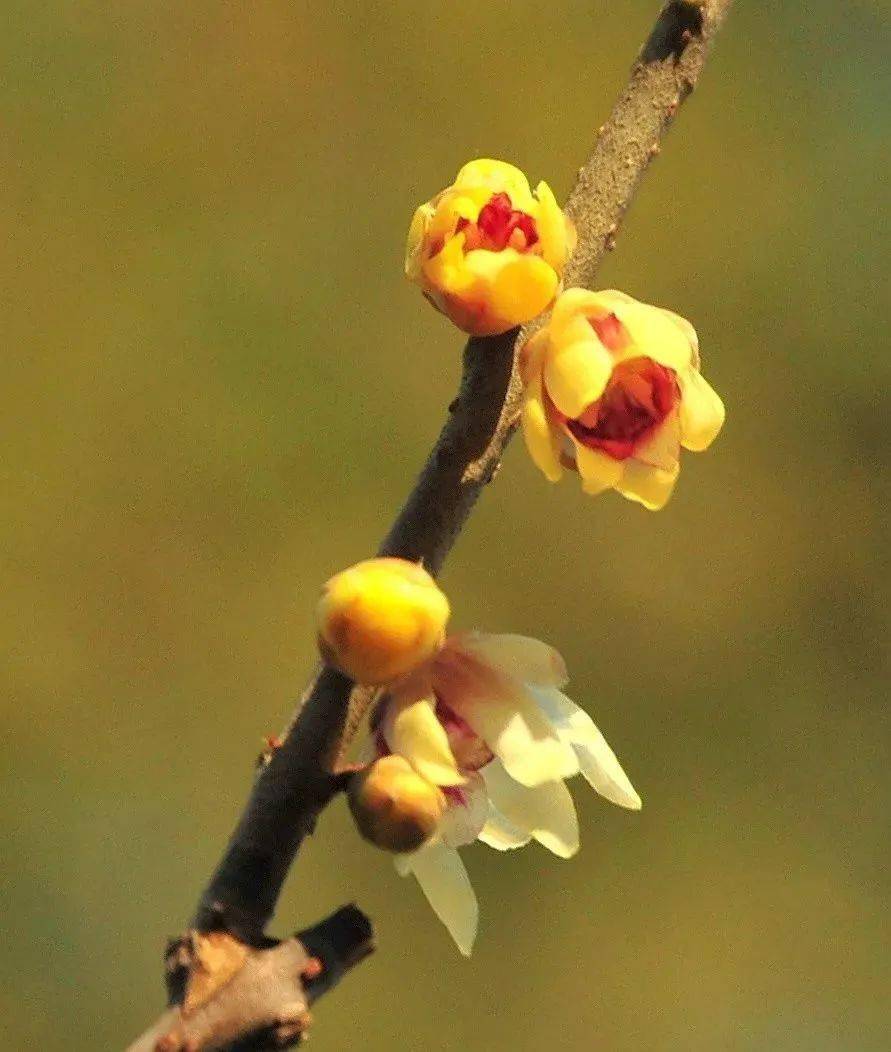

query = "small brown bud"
348;756;445;853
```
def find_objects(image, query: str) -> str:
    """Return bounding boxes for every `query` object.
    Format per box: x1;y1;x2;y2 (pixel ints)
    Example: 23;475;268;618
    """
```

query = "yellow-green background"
3;2;888;1049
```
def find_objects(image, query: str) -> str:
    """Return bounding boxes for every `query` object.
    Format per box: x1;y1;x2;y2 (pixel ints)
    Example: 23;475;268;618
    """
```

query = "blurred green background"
3;1;888;1049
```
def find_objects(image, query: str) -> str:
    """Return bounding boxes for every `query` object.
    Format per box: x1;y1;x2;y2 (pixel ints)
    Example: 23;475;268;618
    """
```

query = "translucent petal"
396;844;478;956
452;684;578;788
679;369;726;452
530;687;642;810
482;760;579;859
633;409;681;471
382;691;465;787
478;803;532;851
614;459;680;510
457;632;569;688
439;772;489;847
405;203;434;278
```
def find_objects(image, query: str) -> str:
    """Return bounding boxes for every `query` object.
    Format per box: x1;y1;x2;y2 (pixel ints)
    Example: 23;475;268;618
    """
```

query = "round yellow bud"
348;755;445;854
316;558;449;685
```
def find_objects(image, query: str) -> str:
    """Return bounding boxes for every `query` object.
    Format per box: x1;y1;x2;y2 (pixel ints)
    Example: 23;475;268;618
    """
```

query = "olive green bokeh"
2;2;888;1049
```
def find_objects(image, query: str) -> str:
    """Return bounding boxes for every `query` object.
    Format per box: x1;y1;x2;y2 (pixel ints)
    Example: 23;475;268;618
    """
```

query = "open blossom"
520;288;725;509
316;558;450;685
363;632;641;955
405;159;576;336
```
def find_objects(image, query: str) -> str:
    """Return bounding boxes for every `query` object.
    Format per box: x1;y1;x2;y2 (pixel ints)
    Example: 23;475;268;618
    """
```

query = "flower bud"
405;158;576;336
316;558;449;685
348;755;445;853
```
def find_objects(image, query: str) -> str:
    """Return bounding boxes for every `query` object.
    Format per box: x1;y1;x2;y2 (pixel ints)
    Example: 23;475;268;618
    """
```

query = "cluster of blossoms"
406;158;724;508
310;158;726;954
318;559;640;955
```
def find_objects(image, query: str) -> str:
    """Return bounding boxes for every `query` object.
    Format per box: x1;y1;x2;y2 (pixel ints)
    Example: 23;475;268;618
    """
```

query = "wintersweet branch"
127;2;734;1048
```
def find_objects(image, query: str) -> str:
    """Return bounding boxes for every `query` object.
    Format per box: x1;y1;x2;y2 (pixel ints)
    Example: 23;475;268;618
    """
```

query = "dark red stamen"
453;192;539;254
567;358;679;460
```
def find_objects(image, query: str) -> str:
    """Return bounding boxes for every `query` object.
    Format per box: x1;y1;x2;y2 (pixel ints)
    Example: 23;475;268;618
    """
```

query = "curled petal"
615;458;680;510
633;409;682;472
679;369;726;451
572;441;624;496
396;843;478;957
478;804;533;851
482;760;579;859
530;687;642;810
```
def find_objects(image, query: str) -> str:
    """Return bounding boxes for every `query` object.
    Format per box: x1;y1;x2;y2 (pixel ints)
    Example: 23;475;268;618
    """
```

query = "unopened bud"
348;755;445;853
316;558;449;685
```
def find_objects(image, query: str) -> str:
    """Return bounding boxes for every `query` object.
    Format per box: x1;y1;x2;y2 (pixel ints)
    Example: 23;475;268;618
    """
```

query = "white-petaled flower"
365;631;641;955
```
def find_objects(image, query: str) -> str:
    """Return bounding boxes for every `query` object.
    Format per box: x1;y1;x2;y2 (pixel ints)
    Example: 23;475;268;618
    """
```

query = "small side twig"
127;2;734;1048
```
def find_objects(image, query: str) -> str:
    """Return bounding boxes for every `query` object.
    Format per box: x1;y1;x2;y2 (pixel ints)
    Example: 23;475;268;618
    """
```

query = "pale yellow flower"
406;159;576;336
316;558;449;685
520;288;725;509
366;632;641;955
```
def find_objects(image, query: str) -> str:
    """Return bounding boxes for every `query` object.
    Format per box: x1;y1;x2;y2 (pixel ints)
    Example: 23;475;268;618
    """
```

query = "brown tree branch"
127;2;734;1048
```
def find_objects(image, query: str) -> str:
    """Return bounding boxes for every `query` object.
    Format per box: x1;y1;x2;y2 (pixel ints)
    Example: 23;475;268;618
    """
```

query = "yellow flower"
348;755;446;854
405;159;576;336
365;632;640;955
316;558;449;685
520;288;725;509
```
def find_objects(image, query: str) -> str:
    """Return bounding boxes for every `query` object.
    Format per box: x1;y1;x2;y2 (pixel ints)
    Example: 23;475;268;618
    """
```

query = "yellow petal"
457;632;569;688
518;328;549;385
454;158;534;209
405;204;434;279
462;250;558;331
482;760;579;859
396;843;478;956
382;691;465;787
521;375;563;483
422;232;474;296
659;306;700;367
533;179;571;270
633;409;681;471
549;287;606;340
607;298;693;371
543;339;613;419
679;369;726;451
529;687;642;810
572;442;624;496
614;459;680;510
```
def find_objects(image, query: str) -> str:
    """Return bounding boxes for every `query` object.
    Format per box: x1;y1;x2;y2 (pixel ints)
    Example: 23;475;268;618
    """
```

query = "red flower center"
566;357;679;460
456;192;539;253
